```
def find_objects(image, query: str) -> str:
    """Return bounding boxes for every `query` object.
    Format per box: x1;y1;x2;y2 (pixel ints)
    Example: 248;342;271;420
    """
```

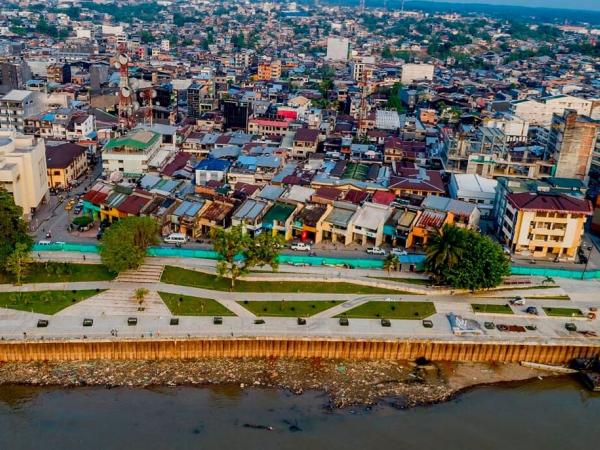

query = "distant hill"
313;0;600;25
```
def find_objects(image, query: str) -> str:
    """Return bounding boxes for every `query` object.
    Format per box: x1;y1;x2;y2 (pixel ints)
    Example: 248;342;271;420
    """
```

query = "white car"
366;247;386;255
391;248;408;256
291;242;311;252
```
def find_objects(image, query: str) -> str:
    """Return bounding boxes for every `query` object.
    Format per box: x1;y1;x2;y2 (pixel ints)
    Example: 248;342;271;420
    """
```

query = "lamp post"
581;245;593;280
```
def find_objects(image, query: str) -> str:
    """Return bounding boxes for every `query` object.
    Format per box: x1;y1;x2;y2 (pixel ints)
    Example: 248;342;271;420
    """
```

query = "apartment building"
511;95;599;127
101;130;162;179
0;130;48;219
46;142;88;189
0;90;69;133
257;60;282;81
500;192;592;260
291;128;319;158
449;173;498;219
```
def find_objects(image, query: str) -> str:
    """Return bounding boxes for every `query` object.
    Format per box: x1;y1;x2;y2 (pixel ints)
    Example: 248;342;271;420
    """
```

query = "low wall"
1;338;598;364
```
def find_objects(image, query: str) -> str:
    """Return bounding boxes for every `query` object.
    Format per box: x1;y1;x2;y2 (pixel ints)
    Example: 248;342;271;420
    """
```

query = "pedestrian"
37;253;41;259
83;254;86;261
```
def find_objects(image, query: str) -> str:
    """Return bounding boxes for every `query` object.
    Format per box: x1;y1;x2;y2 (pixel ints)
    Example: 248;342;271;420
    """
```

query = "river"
0;378;598;450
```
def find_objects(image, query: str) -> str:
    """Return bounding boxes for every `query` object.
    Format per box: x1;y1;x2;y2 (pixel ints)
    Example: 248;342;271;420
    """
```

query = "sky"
423;0;600;12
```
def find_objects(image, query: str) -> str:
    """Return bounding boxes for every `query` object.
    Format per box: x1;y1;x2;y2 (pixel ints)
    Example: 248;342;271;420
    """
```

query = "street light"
581;245;593;280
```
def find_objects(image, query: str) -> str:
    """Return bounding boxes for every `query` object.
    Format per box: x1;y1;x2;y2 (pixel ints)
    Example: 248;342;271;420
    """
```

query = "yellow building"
257;60;282;81
46;142;88;189
500;192;592;260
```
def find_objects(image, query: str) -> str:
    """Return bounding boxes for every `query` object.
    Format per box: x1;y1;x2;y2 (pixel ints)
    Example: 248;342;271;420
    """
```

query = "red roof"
389;169;445;194
162;152;191;177
293;127;319;143
117;191;152;215
314;186;343;201
343;189;369;205
507;193;592;214
372;190;396;206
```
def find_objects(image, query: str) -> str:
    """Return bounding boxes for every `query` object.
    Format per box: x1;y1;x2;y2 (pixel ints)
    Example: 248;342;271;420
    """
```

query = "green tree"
0;189;33;268
425;224;467;282
425;225;509;290
211;226;282;289
5;243;33;285
134;287;149;310
100;217;159;273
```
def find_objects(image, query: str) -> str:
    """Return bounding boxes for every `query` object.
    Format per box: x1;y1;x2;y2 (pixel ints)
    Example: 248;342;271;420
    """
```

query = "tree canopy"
425;224;509;291
100;216;159;273
211;225;282;289
0;189;32;268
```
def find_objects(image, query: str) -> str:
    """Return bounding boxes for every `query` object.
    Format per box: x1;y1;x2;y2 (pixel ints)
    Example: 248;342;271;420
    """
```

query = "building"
187;80;215;120
326;37;350;61
449;174;498;219
223;97;252;130
400;63;434;84
499;192;592;260
511;95;598;127
291;128;319;158
0;60;31;93
549;110;600;181
257;60;282;81
47;63;71;84
0;90;45;132
101;130;162;179
46;143;88;189
0;130;48;219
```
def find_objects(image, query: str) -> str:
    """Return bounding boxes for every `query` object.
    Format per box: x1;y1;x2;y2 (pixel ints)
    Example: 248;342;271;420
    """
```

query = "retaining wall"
1;338;598;364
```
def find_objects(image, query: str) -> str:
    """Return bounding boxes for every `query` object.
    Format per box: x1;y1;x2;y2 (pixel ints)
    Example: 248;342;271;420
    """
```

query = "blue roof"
42;113;56;122
195;159;231;171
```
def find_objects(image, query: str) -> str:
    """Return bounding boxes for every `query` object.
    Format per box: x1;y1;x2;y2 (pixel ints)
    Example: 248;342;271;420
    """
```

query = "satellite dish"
133;101;140;111
151;90;157;98
121;87;131;98
114;62;121;69
129;78;139;89
118;54;129;65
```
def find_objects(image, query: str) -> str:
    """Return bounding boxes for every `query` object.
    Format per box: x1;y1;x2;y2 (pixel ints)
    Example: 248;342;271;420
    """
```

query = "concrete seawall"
1;338;599;364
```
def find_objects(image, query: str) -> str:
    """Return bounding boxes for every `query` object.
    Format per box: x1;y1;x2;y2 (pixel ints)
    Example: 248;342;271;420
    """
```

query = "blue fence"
36;242;600;278
33;242;426;270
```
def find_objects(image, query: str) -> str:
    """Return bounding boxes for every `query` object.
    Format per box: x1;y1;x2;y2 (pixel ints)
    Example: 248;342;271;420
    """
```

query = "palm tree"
425;225;466;282
383;254;400;275
134;288;149;311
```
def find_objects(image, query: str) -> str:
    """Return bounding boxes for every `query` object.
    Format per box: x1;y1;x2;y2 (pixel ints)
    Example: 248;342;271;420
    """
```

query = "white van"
164;233;188;245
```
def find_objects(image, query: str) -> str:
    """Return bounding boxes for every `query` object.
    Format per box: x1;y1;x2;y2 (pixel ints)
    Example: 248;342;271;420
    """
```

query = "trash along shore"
0;358;548;408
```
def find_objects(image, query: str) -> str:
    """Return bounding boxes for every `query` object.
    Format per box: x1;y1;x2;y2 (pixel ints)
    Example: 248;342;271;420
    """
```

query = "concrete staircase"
56;288;171;317
116;264;164;283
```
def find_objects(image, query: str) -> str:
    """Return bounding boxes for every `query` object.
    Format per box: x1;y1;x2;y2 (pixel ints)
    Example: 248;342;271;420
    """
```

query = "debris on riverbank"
0;358;547;408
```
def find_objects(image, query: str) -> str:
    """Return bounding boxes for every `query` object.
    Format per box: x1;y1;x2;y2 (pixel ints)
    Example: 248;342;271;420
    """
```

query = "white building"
326;37;350;61
449;173;497;219
101;130;162;179
0;90;69;133
482;114;529;142
401;63;434;84
0;130;48;219
511;95;600;127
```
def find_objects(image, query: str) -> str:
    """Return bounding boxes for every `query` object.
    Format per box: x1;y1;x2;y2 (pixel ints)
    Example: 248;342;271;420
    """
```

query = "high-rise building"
0;130;49;219
0;60;31;94
549;110;600;181
223;98;252;130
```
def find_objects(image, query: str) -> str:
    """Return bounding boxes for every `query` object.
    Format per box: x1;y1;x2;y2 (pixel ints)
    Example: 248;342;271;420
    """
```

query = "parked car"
484;321;495;330
422;319;433;328
366;247;386;255
565;322;577;332
509;297;525;306
164;233;188;246
390;248;408;256
291;242;311;252
381;318;391;327
525;306;539;315
73;205;82;215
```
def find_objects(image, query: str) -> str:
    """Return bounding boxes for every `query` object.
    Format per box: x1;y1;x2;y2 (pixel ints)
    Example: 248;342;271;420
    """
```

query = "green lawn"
472;303;514;314
0;289;104;315
369;276;429;285
160;266;408;294
543;307;584;317
238;300;343;317
0;263;114;284
337;301;436;320
158;292;235;316
525;295;570;301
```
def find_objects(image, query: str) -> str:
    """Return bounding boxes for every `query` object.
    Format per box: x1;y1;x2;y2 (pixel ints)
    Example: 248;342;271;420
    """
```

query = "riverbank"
0;358;549;408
